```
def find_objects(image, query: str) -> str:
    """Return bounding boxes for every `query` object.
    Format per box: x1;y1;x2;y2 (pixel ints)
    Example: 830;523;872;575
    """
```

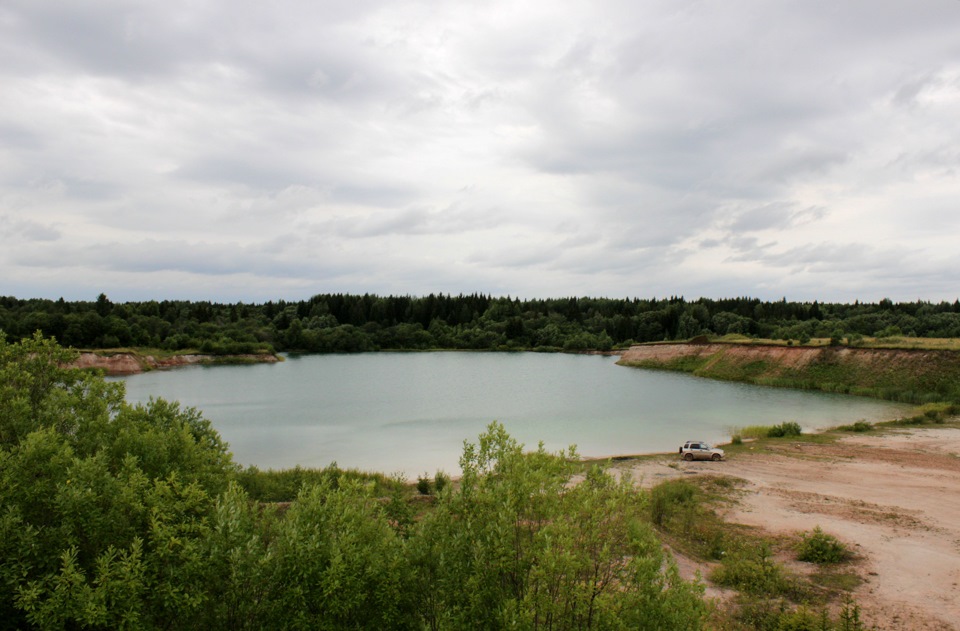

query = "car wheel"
683;453;693;461
711;453;721;461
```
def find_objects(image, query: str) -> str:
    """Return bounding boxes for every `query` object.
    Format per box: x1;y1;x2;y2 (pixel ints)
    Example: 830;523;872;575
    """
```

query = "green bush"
416;473;431;495
410;423;709;630
796;527;851;564
711;544;809;601
433;470;449;495
768;421;802;438
838;420;872;432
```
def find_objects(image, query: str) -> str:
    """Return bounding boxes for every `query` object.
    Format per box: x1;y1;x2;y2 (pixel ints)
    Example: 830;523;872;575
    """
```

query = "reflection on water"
112;352;908;477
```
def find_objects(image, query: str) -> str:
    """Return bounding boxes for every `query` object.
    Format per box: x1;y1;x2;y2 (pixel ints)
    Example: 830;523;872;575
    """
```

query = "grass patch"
738;425;775;439
733;422;802;440
811;568;863;594
883;402;960;427
836;420;873;432
647;477;750;561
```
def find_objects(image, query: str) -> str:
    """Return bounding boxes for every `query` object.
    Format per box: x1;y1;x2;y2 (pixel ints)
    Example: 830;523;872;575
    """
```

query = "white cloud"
1;0;958;303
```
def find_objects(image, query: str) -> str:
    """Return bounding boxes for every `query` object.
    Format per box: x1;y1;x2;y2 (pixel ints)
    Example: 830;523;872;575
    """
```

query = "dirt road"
620;426;960;630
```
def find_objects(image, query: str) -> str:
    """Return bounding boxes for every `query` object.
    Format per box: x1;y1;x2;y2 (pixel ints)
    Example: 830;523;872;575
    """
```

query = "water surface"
113;352;907;476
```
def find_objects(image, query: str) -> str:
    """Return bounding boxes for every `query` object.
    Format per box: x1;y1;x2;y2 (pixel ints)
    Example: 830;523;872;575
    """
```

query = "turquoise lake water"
112;352;908;477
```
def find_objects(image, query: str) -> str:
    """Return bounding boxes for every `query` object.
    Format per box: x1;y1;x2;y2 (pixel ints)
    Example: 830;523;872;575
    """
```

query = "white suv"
679;441;724;461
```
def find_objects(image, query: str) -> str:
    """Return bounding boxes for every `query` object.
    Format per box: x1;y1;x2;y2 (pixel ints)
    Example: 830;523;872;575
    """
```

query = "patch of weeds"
747;600;830;631
710;543;810;600
693;474;747;500
836;420;872;432
726;595;869;631
739;425;775;439
649;478;697;529
649;475;752;561
796;526;852;564
811;568;863;595
888;402;960;426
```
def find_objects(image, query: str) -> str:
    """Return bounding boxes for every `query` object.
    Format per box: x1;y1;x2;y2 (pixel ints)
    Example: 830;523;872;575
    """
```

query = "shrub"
416;473;431;495
768;421;802;438
710;543;800;599
796;527;851;564
838;420;872;432
433;470;449;494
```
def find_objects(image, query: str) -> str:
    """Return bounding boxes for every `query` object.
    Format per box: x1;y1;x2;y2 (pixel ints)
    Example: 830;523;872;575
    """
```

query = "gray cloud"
0;214;61;243
1;0;958;303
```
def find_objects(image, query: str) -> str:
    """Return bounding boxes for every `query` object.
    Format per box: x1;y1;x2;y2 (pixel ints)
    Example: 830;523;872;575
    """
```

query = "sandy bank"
70;351;280;375
614;426;960;630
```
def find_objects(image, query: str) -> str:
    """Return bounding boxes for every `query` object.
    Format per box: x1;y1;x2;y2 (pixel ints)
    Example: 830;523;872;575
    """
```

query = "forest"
2;293;960;353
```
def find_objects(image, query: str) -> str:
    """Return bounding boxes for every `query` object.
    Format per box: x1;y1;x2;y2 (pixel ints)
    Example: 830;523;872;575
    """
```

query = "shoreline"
69;350;281;375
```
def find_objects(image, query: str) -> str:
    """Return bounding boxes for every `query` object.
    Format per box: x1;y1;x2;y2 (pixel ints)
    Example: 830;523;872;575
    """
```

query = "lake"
112;352;908;477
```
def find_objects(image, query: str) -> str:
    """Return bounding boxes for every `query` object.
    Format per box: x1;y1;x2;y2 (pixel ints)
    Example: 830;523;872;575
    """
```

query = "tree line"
2;293;960;353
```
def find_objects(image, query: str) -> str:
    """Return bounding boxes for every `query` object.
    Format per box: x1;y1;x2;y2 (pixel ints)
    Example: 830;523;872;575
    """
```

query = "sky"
2;0;959;304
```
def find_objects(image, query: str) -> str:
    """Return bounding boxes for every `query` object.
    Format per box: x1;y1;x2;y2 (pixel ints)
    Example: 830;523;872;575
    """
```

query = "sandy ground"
618;426;960;630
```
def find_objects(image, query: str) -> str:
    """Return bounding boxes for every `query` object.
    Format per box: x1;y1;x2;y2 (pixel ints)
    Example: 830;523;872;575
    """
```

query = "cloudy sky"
2;0;959;304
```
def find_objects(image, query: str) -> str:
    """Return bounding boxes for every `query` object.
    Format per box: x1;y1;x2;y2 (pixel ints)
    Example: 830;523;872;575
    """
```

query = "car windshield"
702;443;712;449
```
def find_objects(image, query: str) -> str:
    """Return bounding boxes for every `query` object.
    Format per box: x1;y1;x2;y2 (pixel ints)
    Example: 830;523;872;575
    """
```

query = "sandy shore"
615;426;960;630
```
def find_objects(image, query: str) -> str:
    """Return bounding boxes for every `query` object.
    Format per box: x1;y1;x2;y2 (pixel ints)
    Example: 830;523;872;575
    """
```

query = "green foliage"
768;421;803;438
796;527;851;564
0;334;234;629
416;472;432;495
269;480;416;629
739;424;776;439
235;462;400;503
887;402;960;426
837;420;872;432
650;479;697;528
837;598;867;631
433;470;449;494
710;543;808;601
409;422;707;630
6;292;960;358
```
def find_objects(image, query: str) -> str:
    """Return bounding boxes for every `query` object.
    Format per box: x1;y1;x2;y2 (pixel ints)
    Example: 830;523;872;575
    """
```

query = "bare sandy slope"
619;427;960;630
